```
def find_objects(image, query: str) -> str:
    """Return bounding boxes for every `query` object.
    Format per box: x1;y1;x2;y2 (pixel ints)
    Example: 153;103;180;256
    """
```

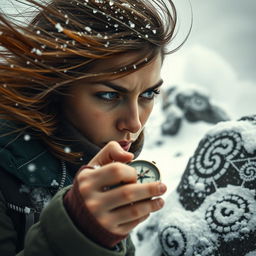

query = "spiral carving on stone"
205;193;253;239
239;161;256;182
159;226;187;256
189;132;242;183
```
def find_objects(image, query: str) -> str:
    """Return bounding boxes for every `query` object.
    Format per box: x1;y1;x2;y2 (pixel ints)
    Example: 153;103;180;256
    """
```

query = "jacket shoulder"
0;120;61;187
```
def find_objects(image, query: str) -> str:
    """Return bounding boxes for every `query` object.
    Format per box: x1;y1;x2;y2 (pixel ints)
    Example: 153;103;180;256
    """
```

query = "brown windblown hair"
0;0;181;162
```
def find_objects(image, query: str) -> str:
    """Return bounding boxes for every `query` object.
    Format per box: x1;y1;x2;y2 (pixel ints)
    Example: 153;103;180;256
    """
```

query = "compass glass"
129;160;160;184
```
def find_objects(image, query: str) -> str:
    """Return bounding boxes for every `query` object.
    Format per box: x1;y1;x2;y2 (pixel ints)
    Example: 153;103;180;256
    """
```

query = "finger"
103;182;167;210
113;197;164;225
90;162;137;189
114;214;150;235
89;141;134;167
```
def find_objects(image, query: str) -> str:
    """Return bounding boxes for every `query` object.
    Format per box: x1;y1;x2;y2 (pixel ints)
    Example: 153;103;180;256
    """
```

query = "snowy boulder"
161;105;183;135
161;84;230;135
135;115;256;256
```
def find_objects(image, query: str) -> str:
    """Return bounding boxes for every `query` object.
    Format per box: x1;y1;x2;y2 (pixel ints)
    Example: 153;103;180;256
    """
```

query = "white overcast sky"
189;0;256;81
162;0;256;118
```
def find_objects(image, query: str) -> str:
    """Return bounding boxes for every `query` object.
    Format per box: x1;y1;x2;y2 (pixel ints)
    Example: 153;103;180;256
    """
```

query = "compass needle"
128;160;161;184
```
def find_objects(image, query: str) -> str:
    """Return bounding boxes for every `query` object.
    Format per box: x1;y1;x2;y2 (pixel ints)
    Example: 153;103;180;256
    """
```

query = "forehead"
70;52;163;91
89;51;162;73
110;54;162;88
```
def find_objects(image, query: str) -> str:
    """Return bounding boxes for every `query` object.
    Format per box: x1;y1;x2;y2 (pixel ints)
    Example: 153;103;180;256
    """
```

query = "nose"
116;102;142;134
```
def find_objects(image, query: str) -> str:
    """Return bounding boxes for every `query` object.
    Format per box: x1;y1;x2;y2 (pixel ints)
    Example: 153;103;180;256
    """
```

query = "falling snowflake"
121;3;131;8
64;147;71;153
129;21;135;28
85;26;92;32
23;134;31;141
51;179;59;187
24;207;31;214
31;48;42;56
55;23;64;32
27;163;36;172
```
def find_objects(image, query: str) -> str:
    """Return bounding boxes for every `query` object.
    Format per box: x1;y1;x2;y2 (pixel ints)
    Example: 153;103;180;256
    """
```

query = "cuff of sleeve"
63;174;127;249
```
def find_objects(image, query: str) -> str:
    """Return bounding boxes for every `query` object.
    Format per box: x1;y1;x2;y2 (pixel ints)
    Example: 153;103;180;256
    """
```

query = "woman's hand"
77;141;167;236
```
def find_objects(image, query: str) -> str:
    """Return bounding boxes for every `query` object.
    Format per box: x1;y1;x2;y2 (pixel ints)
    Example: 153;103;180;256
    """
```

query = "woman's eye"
140;89;160;100
95;92;120;101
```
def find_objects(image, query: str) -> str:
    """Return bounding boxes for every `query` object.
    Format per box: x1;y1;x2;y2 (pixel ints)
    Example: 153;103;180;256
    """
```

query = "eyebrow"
100;79;164;93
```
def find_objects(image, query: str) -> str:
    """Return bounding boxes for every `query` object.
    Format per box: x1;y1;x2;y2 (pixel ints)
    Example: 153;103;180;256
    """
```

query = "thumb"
88;141;134;166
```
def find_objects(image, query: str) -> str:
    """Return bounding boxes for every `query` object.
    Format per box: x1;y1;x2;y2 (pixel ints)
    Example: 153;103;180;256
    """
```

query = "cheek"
71;106;109;139
76;107;104;124
140;103;154;125
65;96;98;126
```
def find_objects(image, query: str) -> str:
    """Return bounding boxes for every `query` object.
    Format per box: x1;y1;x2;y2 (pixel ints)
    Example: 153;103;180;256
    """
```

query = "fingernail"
157;198;164;208
158;183;167;194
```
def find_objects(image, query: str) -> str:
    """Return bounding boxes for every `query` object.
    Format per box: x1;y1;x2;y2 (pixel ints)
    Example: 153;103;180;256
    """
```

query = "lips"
118;141;132;151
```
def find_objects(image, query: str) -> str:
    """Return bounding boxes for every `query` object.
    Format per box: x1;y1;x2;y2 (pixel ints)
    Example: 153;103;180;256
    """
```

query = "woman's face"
63;53;162;151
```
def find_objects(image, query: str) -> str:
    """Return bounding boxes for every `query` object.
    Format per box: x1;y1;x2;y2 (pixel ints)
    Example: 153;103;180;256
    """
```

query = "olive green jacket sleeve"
22;186;135;256
0;186;135;256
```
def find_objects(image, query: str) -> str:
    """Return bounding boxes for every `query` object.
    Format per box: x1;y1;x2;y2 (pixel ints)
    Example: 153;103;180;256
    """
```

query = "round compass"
129;160;161;184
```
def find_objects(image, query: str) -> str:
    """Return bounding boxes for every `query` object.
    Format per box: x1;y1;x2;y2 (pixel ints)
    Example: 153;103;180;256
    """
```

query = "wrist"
63;172;127;248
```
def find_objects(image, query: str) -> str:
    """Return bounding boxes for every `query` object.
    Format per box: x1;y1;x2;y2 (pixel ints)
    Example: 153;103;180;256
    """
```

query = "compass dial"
129;160;161;184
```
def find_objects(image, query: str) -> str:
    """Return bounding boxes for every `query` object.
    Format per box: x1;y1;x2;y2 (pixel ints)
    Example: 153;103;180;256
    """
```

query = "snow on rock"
207;118;256;154
133;116;256;255
161;83;230;136
134;186;256;256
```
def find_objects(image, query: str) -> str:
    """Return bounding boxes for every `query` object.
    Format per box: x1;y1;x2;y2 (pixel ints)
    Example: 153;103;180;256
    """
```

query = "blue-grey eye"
141;89;160;100
96;92;119;100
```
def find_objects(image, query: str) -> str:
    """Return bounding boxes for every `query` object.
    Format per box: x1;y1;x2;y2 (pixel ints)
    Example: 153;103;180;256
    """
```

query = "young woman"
0;0;181;255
